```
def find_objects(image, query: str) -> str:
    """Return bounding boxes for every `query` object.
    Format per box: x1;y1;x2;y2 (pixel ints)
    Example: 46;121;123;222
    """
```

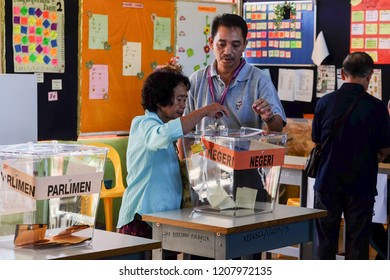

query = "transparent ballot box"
183;127;287;217
0;142;107;251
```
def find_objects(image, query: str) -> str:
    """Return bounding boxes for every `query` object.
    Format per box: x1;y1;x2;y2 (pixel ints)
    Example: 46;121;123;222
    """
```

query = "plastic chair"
287;197;300;207
89;142;126;232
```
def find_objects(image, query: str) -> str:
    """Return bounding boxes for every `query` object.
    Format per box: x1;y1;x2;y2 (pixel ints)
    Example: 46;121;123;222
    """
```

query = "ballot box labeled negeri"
183;127;287;217
0;142;107;251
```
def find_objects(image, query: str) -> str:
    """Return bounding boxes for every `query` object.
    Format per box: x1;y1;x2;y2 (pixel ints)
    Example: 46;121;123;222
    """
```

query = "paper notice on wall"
367;69;382;100
89;64;108;100
88;14;108;50
123;42;141;76
316;65;336;98
278;68;314;102
277;69;295;101
294;69;314;102
153;17;171;50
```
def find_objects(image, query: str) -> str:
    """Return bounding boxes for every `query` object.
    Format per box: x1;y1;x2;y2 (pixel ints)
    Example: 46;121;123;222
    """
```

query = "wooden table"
143;204;326;260
0;229;161;260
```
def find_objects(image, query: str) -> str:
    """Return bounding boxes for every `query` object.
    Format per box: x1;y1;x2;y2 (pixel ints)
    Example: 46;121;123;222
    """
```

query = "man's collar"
209;58;248;80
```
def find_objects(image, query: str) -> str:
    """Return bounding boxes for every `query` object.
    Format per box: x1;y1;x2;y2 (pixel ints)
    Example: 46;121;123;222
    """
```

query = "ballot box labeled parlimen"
183;127;287;217
0;142;107;251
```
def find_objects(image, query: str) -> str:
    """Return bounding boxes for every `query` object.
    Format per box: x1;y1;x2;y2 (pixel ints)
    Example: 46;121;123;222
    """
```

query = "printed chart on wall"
243;0;316;66
12;0;65;73
175;1;235;77
350;0;390;64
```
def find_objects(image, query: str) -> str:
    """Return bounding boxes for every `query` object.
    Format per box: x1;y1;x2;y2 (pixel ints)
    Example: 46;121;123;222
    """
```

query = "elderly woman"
116;62;229;238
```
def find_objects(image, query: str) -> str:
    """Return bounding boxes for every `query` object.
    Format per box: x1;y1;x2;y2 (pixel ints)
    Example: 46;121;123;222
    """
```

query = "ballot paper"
235;187;258;209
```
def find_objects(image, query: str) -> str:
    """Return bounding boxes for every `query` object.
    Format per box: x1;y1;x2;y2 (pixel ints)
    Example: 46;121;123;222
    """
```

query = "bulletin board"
79;0;175;134
350;0;390;64
175;0;236;77
243;0;316;66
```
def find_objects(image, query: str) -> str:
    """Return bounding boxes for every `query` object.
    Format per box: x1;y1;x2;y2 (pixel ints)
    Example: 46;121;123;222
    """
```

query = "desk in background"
0;229;161;260
267;155;308;258
143;205;326;260
280;155;308;207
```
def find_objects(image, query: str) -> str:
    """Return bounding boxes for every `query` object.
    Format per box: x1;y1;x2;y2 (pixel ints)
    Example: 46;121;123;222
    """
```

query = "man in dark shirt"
312;52;390;259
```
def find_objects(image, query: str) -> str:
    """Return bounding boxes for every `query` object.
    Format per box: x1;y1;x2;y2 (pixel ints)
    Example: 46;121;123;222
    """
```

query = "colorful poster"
12;0;65;73
350;0;390;64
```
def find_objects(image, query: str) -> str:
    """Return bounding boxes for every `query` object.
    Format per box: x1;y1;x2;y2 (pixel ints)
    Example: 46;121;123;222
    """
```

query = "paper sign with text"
1;163;103;200
201;138;285;170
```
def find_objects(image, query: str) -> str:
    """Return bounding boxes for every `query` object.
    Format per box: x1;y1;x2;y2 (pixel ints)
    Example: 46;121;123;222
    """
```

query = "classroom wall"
3;0;390;139
255;0;390;117
4;0;79;141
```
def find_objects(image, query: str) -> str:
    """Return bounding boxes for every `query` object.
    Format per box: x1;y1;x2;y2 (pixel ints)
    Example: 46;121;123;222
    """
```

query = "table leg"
215;234;227;260
152;223;163;260
300;171;308;207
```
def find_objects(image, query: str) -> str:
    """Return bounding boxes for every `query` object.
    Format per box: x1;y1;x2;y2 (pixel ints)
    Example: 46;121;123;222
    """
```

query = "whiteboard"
176;0;236;77
0;74;37;145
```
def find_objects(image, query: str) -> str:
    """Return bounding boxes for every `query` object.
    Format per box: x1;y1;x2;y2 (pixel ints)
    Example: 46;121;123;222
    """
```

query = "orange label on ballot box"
201;138;285;170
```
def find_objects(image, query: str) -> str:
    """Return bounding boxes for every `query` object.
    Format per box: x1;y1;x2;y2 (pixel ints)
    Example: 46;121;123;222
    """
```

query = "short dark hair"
210;13;248;41
141;67;190;112
342;52;374;78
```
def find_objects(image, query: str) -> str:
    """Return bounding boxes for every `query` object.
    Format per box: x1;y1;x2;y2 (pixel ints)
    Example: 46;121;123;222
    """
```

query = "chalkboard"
243;0;316;66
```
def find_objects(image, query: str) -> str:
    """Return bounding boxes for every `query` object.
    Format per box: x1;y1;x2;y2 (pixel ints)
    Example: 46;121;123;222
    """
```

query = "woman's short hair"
141;66;190;112
342;52;374;78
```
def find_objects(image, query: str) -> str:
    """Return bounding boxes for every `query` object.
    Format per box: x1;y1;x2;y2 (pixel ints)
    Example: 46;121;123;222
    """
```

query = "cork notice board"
79;0;175;134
